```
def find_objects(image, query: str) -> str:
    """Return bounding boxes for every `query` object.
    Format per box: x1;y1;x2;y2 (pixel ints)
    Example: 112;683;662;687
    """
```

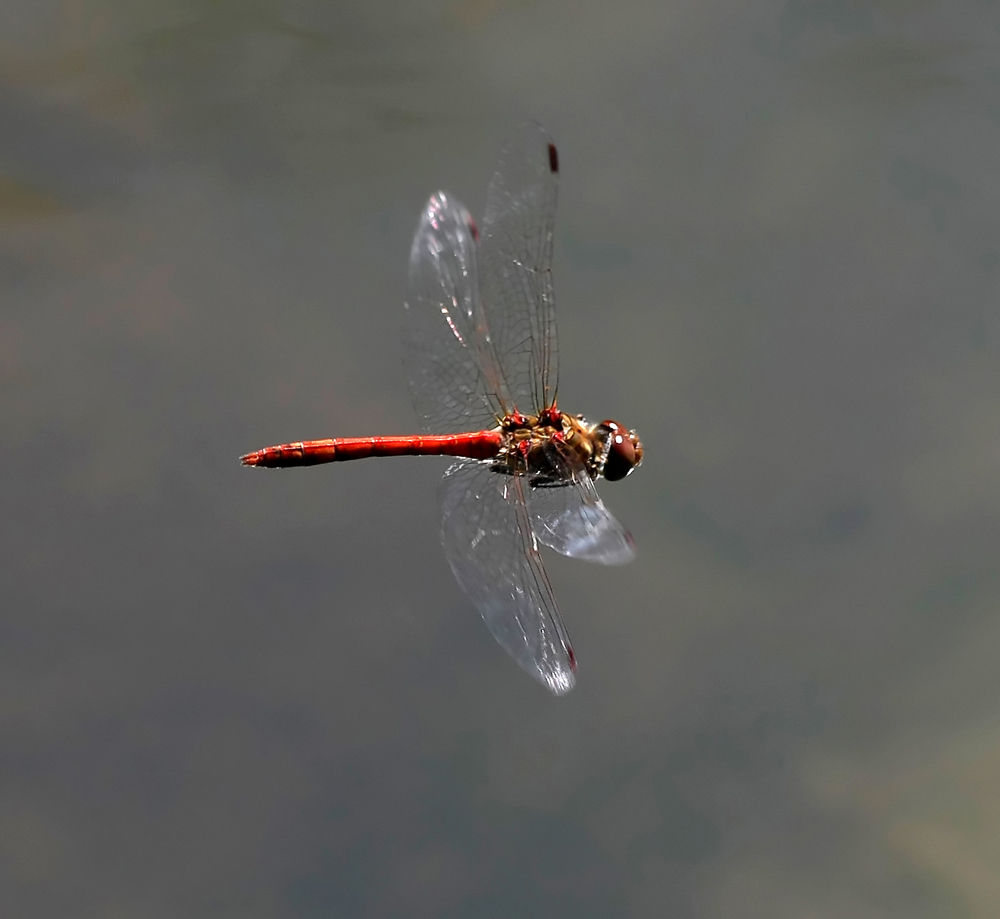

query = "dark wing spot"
547;143;559;174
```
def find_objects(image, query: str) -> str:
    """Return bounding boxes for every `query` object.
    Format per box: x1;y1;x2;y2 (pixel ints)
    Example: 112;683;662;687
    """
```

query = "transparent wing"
530;472;637;565
441;459;576;694
403;192;506;434
478;122;560;416
526;439;636;564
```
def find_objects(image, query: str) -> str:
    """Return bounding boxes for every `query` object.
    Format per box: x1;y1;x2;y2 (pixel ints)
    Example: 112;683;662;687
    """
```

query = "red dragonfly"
242;124;642;694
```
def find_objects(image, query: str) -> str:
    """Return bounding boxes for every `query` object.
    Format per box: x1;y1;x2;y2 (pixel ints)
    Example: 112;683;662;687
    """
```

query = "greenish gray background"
2;1;998;916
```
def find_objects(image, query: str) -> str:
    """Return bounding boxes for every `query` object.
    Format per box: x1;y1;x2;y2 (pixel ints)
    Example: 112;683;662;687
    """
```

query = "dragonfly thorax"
492;410;642;485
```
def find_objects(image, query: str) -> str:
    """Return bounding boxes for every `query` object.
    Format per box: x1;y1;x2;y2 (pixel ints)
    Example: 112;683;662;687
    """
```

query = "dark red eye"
597;420;641;481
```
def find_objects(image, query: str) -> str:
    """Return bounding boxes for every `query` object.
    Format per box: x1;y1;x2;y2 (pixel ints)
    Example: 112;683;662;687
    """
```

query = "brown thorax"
493;408;642;485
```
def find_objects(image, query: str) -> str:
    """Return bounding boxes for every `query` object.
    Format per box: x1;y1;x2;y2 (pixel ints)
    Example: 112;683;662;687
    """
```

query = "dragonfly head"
594;420;643;481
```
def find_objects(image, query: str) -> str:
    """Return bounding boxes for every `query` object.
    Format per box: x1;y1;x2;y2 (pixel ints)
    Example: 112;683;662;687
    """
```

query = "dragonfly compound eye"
597;420;642;481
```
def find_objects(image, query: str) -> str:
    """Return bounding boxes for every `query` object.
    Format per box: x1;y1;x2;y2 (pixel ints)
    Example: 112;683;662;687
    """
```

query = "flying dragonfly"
242;124;642;694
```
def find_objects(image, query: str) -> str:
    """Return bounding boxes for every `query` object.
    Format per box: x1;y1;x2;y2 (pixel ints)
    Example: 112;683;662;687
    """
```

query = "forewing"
440;459;576;694
478;123;560;416
404;192;504;434
530;447;637;565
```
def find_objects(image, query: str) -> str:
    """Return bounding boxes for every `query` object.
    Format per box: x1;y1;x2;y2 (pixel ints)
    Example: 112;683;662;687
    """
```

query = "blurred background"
2;1;999;916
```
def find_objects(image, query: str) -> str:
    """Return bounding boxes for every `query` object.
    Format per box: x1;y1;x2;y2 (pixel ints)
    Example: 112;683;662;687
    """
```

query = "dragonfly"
241;123;642;694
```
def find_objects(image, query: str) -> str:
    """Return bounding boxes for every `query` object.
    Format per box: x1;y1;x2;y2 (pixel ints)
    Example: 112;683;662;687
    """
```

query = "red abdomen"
241;431;502;468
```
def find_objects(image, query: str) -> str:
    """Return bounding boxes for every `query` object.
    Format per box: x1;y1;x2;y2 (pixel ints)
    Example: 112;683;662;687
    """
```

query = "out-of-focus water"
2;1;999;916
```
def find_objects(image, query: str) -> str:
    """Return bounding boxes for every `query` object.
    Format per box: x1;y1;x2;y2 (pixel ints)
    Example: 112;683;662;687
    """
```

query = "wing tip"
546;670;575;695
542;652;576;695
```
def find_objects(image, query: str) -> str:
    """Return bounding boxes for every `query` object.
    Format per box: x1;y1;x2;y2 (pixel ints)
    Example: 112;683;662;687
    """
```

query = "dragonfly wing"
478;122;560;416
404;192;506;434
440;459;576;694
529;447;637;565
